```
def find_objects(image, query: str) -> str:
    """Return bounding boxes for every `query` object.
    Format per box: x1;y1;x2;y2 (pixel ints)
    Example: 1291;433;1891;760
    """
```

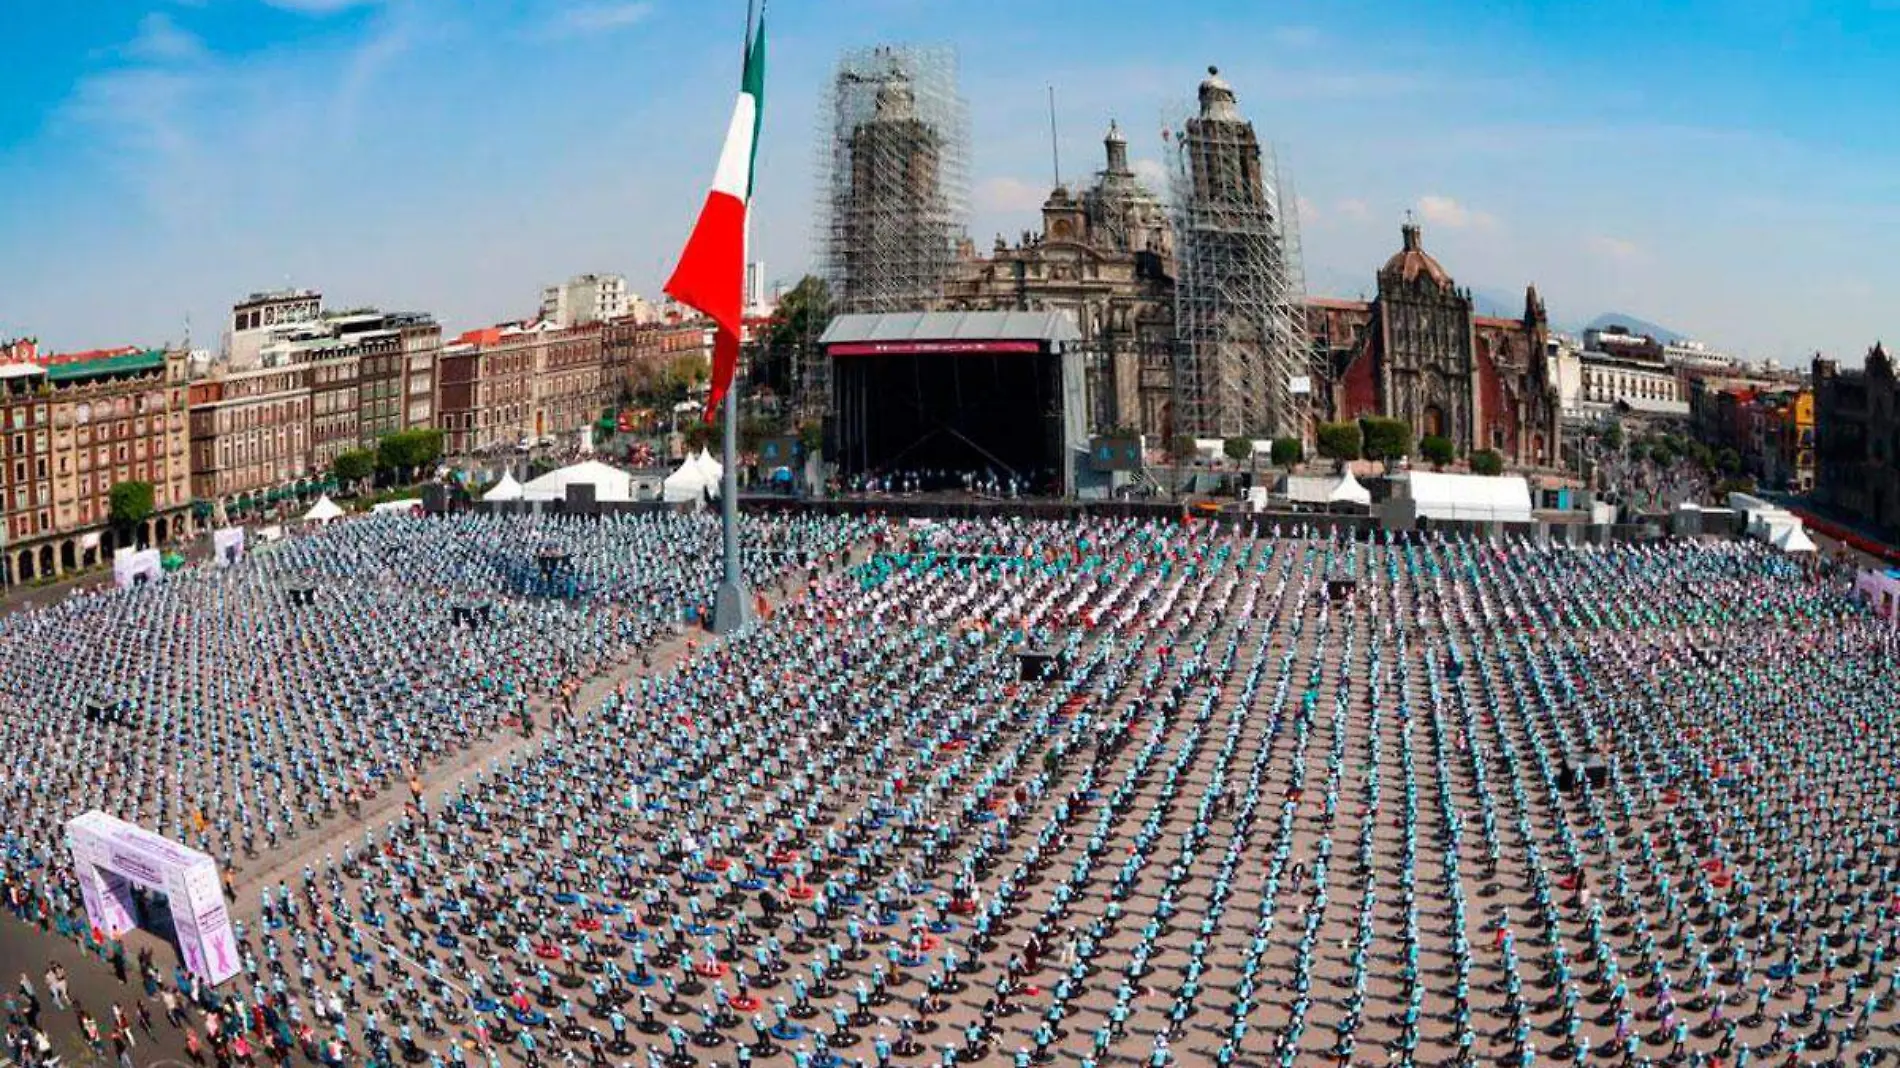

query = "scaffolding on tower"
813;45;971;318
1166;70;1307;441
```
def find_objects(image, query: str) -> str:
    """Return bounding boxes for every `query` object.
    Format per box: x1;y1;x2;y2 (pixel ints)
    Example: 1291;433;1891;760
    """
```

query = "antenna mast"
1047;85;1062;188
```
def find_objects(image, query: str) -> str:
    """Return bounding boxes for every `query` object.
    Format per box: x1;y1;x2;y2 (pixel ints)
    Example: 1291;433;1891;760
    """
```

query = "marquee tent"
1399;471;1534;523
1328;469;1372;506
1281;470;1373;507
663;454;717;503
521;460;636;503
302;496;344;523
482;472;525;502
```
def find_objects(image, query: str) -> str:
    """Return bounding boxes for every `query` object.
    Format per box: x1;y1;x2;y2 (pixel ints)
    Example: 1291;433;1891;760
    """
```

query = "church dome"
1382;222;1453;288
1197;66;1241;121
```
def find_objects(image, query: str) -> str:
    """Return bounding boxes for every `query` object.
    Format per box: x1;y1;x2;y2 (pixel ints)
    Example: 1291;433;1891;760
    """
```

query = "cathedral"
1305;222;1561;466
941;122;1177;438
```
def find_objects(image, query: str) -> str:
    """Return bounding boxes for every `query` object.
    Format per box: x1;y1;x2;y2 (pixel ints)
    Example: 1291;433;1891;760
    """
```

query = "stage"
822;310;1087;495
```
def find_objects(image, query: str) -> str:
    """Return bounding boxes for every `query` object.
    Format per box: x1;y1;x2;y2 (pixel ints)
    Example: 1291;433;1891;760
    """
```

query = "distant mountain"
1580;312;1686;345
1471;287;1536;321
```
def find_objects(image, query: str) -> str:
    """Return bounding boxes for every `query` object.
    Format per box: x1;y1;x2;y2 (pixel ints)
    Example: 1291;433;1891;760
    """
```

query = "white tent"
663;455;715;503
482;472;524;502
1400;471;1533;523
1770;523;1817;553
1281;471;1373;508
521;460;635;503
302;495;344;523
370;498;422;515
1327;469;1372;506
691;448;723;484
1281;475;1336;505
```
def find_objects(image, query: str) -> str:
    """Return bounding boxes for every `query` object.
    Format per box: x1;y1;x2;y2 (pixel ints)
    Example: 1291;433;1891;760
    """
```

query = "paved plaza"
1;513;1897;1068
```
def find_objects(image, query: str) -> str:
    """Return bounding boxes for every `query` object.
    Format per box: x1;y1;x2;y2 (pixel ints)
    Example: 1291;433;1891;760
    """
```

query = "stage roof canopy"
820;310;1081;347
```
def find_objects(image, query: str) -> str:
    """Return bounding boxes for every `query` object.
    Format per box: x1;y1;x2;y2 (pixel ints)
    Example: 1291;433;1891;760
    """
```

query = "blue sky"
0;0;1891;363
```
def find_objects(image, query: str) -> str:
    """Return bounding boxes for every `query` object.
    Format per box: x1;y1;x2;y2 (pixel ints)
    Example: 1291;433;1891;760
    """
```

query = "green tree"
1360;417;1413;462
752;275;834;399
1222;437;1253;464
1419;434;1456;469
1650;443;1676;469
108;481;155;541
1171;434;1199;460
1469;449;1505;476
376;428;445;482
1270;437;1304;468
683;422;718;454
1716;447;1742;474
1316;422;1362;464
333;449;376;492
798;421;825;454
1601;422;1624;452
738;415;779;454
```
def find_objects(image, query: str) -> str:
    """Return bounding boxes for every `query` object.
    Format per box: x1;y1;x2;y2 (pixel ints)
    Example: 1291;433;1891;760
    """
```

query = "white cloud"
1268;26;1324;49
125;13;207;64
975;176;1050;214
1416;195;1498;231
261;0;382;13
1585;234;1641;261
546;2;656;37
1130;158;1169;194
1334;197;1372;224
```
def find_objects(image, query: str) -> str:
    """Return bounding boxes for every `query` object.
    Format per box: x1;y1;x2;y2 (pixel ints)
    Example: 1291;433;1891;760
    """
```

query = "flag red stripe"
705;327;741;421
663;190;747;338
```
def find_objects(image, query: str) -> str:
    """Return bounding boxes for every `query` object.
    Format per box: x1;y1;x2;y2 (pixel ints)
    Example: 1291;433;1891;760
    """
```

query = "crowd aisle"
1;514;1896;1068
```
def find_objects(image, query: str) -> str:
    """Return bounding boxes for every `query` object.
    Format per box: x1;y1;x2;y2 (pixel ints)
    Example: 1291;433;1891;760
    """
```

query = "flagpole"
711;0;758;637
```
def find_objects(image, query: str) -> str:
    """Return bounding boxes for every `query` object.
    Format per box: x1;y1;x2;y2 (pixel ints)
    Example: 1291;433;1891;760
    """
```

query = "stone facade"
0;343;193;582
1306;223;1560;466
436;322;603;453
942;123;1175;437
1814;347;1900;536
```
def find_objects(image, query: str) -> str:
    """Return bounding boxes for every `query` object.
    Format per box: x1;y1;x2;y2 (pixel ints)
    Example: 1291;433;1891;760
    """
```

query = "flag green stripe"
742;18;766;201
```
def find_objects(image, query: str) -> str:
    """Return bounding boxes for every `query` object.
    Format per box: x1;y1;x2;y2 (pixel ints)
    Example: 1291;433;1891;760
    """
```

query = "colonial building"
189;297;442;510
187;361;313;504
942;122;1176;436
1304;222;1561;466
0;342;192;582
1814;348;1899;534
436;321;603;453
602;317;715;401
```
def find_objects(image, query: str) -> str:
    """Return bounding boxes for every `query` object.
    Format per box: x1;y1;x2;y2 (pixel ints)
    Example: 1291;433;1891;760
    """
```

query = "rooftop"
820;309;1082;346
42;348;166;382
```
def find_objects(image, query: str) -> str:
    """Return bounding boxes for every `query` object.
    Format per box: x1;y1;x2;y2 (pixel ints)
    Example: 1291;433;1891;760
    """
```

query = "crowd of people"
832;469;1061;499
0;510;1896;1068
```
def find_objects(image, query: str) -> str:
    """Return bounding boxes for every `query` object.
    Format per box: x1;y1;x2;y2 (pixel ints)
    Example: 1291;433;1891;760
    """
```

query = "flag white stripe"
711;93;758;200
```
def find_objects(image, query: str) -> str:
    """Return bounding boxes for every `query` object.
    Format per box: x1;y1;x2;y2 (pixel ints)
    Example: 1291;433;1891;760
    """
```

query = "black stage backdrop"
831;350;1061;479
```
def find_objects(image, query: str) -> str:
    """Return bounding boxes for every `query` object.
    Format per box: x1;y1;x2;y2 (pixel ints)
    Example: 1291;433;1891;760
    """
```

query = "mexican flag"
664;14;766;415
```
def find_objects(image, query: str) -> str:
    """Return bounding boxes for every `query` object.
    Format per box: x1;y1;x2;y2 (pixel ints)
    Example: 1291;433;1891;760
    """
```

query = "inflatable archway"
65;811;239;985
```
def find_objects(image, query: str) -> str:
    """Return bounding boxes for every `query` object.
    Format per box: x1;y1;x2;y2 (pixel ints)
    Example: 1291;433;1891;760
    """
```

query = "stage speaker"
1017;650;1057;682
1558;763;1580;793
1327;579;1357;602
536;545;571;580
452;601;492;628
287;584;316;607
1584;760;1609;789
